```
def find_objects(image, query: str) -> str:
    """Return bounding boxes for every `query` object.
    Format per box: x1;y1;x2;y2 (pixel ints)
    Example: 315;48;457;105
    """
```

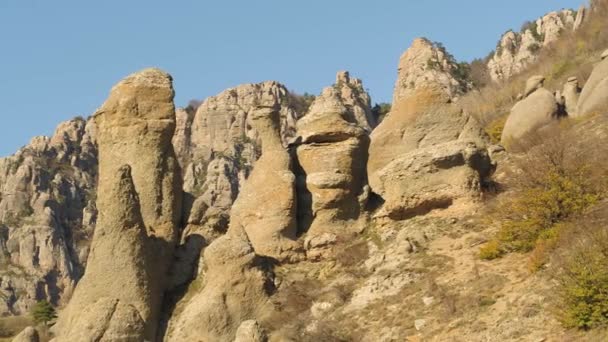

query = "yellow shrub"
479;240;503;260
485;115;508;144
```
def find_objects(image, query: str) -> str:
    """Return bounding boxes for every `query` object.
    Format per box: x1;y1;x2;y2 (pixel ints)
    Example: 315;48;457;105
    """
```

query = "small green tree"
31;300;57;326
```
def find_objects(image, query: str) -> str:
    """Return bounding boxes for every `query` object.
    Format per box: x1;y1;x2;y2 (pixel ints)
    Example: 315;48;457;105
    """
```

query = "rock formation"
488;10;579;82
228;106;301;262
169;81;300;289
233;320;267;342
0;118;97;315
501;75;561;144
562;76;581;116
165;221;274;341
393;38;471;104
12;326;39;342
293;73;371;259
369;40;493;221
52;68;182;341
576;49;608;117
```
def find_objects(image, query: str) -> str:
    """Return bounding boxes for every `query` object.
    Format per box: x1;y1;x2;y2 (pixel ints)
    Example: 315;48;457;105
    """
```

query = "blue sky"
0;0;583;156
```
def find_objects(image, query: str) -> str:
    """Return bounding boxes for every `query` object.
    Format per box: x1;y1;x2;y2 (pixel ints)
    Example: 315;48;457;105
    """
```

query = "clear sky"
0;0;584;156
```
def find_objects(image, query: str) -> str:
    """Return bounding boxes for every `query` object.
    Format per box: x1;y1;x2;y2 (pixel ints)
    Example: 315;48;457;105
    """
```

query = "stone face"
501;83;559;144
576;52;608;117
0;117;97;315
393;38;471;104
488;10;578;82
52;69;181;341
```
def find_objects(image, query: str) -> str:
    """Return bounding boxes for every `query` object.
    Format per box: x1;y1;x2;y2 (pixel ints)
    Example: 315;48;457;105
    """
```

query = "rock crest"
52;68;181;341
393;38;471;104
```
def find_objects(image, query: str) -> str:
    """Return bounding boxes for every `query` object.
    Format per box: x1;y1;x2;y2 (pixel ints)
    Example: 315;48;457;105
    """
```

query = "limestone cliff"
0;118;97;315
487;9;583;82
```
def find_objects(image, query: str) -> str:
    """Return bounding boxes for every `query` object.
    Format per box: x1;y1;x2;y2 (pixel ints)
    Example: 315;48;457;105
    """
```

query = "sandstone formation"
576;49;608;117
228;106;301;262
233;320;267;342
393;38;471;104
488;10;579;82
52;68;181;341
369;93;493;220
0;118;97;315
370;39;493;220
501;76;560;144
562;76;581;116
165;227;273;342
293;73;371;259
169;81;301;289
12;326;39;342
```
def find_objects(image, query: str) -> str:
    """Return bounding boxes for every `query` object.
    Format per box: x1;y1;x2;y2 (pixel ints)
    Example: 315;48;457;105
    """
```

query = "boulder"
234;320;267;342
12;327;39;342
501;77;560;144
524;75;546;97
374;141;493;220
576;50;608;116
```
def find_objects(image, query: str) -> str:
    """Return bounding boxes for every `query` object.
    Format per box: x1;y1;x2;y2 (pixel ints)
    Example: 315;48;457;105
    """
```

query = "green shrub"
31;300;56;326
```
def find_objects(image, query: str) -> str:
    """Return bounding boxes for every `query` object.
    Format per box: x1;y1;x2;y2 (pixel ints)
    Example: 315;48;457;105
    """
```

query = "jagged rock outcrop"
53;68;181;341
0;118;97;315
576;49;608;117
370;39;493;220
393;38;471;104
488;10;579;82
501;75;561;144
293;73;371;259
12;326;39;342
331;71;375;131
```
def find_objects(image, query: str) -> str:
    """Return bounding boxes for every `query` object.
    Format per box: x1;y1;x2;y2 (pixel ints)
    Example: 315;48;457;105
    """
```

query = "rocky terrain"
2;1;608;341
487;8;585;82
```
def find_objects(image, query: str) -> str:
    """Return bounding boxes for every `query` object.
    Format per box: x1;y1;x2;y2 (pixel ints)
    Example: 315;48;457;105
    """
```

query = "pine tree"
31;300;57;325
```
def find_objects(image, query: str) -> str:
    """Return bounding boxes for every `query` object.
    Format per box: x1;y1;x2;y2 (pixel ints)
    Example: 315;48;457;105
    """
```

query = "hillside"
1;1;608;341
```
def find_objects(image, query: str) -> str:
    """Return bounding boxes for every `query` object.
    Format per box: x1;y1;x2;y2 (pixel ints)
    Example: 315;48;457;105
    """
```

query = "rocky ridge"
487;8;585;82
